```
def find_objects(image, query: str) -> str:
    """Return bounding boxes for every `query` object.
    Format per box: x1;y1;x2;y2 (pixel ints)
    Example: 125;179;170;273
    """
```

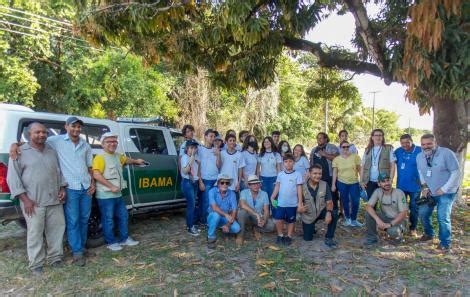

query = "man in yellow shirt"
92;132;146;251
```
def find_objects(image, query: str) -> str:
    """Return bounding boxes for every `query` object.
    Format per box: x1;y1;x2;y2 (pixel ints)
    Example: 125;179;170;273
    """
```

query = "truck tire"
86;204;105;248
86;236;105;248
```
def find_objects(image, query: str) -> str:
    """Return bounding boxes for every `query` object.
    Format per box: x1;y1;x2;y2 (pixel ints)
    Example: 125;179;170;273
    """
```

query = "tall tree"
77;0;468;155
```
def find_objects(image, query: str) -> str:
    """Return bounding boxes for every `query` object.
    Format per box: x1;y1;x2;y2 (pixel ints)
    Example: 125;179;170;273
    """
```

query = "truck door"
124;126;179;204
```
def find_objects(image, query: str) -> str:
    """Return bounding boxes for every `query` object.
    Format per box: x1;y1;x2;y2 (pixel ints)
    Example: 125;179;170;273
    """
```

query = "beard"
423;148;434;156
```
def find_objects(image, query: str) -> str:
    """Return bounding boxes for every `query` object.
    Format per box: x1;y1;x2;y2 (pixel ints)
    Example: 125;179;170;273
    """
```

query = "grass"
0;207;468;296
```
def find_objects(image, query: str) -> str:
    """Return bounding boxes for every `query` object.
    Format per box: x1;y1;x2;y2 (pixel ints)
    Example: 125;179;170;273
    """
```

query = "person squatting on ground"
299;165;338;248
7;122;67;275
207;174;241;248
92;132;146;251
270;153;304;246
236;175;275;245
416;134;460;253
363;173;408;247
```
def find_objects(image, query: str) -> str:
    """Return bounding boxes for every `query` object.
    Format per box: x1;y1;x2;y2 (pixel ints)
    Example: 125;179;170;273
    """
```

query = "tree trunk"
431;96;469;205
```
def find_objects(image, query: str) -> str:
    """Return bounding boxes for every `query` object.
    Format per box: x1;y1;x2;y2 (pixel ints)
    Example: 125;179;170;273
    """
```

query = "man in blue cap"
363;172;408;247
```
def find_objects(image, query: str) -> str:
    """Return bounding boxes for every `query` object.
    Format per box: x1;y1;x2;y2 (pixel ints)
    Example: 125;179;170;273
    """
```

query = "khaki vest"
301;180;327;224
95;153;127;193
361;144;392;183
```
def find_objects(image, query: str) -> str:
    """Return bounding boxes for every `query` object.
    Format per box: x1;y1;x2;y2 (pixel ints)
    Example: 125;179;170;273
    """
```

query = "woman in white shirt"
257;136;282;202
293;144;310;181
241;135;258;190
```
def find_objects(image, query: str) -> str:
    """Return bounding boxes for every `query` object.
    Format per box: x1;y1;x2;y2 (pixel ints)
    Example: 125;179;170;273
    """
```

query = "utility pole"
369;91;380;129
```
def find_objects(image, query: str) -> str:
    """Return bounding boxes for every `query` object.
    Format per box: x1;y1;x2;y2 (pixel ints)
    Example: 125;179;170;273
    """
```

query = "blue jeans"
418;193;456;248
199;179;217;224
182;178;199;229
97;197;129;245
337;181;360;220
403;191;419;231
64;187;92;256
207;212;241;240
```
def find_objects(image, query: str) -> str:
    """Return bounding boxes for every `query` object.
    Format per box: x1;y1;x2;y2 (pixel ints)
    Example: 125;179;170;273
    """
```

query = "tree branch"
245;0;272;22
283;37;389;82
343;0;389;78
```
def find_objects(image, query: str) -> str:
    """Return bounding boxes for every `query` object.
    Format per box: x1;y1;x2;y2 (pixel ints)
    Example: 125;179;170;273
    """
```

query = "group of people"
7;119;146;275
178;125;461;253
5;118;461;276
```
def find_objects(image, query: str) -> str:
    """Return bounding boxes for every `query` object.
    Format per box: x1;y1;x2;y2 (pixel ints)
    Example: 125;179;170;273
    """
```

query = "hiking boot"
390;237;405;246
363;238;378;247
350;220;363;227
409;230;418;238
107;243;123;251
120;237;139;246
324;238;338;248
434;244;451;254
72;255;86;267
207;238;217;249
31;266;43;276
419;234;434;242
188;226;200;236
284;236;293;246
50;260;64;268
276;235;284;245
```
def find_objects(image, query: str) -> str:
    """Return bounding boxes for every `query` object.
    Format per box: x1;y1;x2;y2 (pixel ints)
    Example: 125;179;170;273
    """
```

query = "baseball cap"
185;139;199;147
66;116;84;126
214;173;233;186
100;132;118;143
247;175;261;185
378;172;391;182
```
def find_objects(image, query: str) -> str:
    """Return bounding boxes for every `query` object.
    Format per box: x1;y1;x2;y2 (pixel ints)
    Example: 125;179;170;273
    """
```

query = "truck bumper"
0;199;23;221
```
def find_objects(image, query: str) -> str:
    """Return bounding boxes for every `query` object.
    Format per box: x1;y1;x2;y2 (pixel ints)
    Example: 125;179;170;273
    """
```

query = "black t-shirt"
312;146;330;181
307;182;332;203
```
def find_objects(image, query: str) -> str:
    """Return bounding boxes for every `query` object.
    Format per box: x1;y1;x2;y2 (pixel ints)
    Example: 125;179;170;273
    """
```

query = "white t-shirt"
294;156;310;178
180;154;199;181
241;150;258;179
362;145;396;182
258;152;282;177
276;170;303;207
197;145;219;181
220;149;245;190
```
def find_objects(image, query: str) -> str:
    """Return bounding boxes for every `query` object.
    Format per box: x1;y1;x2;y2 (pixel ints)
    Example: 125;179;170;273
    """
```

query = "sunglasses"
341;146;350;149
219;181;230;185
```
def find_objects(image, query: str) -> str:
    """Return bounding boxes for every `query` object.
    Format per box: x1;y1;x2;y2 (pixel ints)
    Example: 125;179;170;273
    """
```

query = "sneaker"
31;266;43;276
188;226;200;236
72;255;86;267
342;218;351;227
434;244;451;254
324;238;338;248
363;238;378;247
350;220;363;227
120;237;139;246
419;234;434;242
107;243;123;251
50;260;64;268
207;237;216;249
276;235;284;245
409;230;418;238
284;236;293;246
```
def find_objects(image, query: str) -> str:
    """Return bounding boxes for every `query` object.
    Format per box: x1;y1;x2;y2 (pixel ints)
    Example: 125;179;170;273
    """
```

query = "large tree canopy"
77;0;468;154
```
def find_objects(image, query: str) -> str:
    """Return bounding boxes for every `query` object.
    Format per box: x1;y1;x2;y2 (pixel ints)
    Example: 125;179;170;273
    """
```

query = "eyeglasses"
104;141;118;144
219;181;230;185
341;146;350;149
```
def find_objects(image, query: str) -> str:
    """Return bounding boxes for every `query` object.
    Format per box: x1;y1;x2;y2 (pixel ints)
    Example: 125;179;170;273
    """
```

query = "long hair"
278;140;292;156
366;129;386;154
293;144;307;158
259;136;278;157
242;134;259;153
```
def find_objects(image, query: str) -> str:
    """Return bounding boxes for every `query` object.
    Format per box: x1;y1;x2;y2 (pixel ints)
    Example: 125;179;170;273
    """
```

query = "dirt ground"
0;206;468;296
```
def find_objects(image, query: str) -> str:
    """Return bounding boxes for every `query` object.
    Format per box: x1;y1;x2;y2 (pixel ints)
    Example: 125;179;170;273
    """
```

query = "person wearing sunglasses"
332;140;363;227
360;129;396;199
337;130;358;154
206;174;241;248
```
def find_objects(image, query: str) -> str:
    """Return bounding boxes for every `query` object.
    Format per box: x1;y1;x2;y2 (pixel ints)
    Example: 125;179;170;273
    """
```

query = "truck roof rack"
116;117;165;125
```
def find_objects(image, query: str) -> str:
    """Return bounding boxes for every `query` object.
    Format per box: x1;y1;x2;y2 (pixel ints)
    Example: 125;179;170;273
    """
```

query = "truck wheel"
86;206;105;248
86;236;105;248
16;218;27;229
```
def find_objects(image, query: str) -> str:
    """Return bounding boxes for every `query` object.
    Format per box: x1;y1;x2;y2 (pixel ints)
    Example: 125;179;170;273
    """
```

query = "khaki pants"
21;203;65;270
237;209;275;239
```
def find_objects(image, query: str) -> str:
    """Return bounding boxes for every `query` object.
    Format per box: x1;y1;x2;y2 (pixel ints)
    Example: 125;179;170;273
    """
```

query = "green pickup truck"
0;104;185;245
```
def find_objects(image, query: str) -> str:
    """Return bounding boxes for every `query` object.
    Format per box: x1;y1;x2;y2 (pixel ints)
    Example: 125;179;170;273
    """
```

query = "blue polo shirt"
208;187;238;213
394;145;422;192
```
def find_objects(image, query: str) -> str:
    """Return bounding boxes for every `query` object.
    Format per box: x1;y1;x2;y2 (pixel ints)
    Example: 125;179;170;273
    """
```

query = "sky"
305;7;434;130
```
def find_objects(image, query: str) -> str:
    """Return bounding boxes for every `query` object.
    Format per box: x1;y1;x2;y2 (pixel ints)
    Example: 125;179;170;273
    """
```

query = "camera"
416;195;437;207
